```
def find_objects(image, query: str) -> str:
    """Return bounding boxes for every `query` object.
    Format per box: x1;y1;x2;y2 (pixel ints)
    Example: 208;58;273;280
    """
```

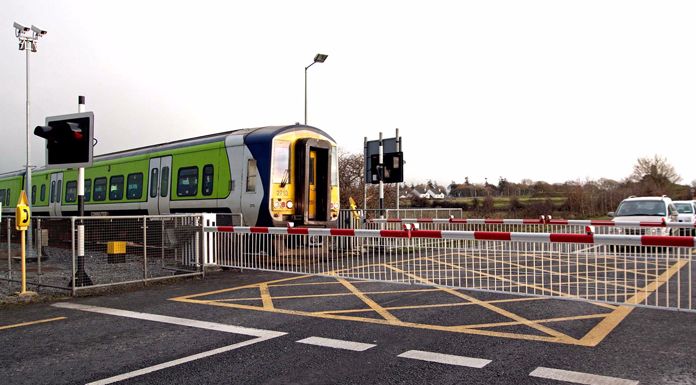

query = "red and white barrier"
370;217;696;228
204;226;696;247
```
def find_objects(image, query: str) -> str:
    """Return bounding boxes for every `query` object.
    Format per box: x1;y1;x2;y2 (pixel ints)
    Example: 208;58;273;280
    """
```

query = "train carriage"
0;124;339;228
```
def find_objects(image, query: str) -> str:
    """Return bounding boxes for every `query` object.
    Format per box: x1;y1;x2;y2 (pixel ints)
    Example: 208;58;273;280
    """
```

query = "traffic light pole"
74;96;91;287
395;128;400;212
379;132;384;219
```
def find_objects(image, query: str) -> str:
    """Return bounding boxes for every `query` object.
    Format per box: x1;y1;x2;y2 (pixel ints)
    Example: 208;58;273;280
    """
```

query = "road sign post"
364;129;404;219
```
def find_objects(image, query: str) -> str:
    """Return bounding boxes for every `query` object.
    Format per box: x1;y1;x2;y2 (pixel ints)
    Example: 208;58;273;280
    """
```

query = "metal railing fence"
1;217;74;294
71;215;204;294
204;225;695;312
365;217;696;236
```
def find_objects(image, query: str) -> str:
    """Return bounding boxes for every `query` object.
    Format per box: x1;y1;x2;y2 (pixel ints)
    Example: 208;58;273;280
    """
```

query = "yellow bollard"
15;190;36;298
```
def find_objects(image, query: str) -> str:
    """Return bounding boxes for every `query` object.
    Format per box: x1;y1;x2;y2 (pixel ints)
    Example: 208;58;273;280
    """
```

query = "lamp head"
314;53;328;63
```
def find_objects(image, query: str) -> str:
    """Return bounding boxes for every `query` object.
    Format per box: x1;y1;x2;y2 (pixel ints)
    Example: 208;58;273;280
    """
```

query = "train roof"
1;124;335;176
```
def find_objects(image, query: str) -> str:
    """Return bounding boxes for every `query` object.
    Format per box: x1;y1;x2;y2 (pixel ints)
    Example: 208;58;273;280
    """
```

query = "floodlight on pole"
304;53;328;125
14;21;47;255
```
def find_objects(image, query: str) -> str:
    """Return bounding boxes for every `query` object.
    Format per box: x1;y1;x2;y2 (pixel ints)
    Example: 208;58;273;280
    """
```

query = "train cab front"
269;128;339;227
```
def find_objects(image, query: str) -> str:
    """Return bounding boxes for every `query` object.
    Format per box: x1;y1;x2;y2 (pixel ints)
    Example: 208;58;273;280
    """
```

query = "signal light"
34;112;93;168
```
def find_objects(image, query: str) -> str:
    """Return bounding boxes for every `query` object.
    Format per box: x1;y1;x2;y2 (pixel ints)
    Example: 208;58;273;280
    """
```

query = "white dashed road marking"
397;350;491;368
52;302;286;385
530;367;639;385
296;336;376;351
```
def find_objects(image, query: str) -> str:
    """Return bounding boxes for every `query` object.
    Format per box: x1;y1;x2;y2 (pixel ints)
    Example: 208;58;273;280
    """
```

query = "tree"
630;155;680;184
629;155;681;195
338;149;364;209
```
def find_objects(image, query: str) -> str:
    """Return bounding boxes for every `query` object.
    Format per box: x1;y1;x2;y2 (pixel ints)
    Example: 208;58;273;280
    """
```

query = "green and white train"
0;124;340;227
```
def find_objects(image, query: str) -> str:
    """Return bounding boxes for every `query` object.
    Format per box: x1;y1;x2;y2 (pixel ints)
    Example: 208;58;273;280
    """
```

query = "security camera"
31;25;47;35
13;22;30;32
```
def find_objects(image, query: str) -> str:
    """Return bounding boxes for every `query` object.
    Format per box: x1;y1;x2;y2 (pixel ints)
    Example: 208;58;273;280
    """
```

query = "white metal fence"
204;225;695;312
365;217;696;236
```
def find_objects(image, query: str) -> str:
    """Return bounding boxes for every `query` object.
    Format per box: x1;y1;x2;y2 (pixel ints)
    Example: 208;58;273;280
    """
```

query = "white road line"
530;367;639;385
87;335;276;385
397;350;491;368
296;336;376;352
52;302;284;338
52;302;287;384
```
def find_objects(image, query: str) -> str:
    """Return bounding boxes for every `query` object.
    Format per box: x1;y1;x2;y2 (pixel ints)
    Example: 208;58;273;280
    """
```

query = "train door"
49;172;63;216
241;153;261;226
146;156;172;215
295;139;330;225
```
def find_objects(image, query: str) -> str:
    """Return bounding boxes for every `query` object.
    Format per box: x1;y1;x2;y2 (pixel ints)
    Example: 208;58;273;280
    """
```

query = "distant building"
404;187;445;199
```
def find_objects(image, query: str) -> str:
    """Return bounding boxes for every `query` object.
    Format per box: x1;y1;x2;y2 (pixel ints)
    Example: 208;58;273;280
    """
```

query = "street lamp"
13;22;47;210
304;53;328;125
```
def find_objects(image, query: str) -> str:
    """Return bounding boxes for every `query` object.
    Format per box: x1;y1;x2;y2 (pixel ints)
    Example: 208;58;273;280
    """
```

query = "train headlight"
286;201;294;209
273;200;280;209
330;202;339;210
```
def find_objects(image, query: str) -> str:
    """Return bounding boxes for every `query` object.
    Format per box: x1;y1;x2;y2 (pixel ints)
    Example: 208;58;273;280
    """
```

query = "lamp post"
13;22;47;212
304;53;328;125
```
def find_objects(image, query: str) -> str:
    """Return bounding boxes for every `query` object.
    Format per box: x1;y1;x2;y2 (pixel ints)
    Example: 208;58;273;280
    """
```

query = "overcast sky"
2;1;695;186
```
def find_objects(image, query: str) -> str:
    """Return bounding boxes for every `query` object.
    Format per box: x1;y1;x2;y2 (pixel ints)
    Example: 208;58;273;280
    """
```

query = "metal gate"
204;225;695;312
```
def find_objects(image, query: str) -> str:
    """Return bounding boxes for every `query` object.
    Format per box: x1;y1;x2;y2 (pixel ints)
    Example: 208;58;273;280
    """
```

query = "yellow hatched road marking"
313;296;547;315
171;253;684;346
336;278;399;322
578;258;689;347
454;313;608;330
0;316;67;331
427;255;618;310
382;264;578;343
259;283;274;309
214;288;443;302
172;296;574;344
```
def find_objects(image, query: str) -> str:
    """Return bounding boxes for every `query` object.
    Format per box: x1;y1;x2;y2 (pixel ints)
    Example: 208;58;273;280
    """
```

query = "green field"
447;196;567;209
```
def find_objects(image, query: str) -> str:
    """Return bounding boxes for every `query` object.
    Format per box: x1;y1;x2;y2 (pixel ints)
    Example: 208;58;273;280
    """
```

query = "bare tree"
338;149;364;209
629;155;681;184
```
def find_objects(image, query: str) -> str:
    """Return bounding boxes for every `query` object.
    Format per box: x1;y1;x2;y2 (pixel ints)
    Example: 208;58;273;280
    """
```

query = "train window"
202;165;214;196
331;146;338;186
5;189;9;206
32;185;37;205
109;175;124;200
246;160;257;193
56;182;62;204
40;184;46;202
272;141;290;184
161;166;170;197
0;190;5;206
127;173;143;200
65;181;77;203
84;179;92;202
51;181;56;203
149;168;158;198
94;178;107;201
177;167;198;197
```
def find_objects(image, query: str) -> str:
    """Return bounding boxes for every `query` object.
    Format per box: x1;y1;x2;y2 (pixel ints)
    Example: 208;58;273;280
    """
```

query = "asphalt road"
1;270;695;385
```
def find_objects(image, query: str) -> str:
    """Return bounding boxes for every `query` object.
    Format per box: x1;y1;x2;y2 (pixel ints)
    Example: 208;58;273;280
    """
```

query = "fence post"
6;218;11;294
71;217;76;296
37;218;42;286
197;215;204;278
143;216;148;283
